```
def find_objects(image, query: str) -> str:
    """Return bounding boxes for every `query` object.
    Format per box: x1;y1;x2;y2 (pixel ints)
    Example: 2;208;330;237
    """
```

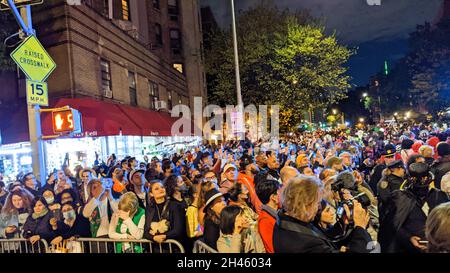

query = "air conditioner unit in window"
155;100;167;111
103;87;113;98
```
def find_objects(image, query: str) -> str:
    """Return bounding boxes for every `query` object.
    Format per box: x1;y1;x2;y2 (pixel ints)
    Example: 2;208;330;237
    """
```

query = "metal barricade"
193;240;218;253
0;238;49;254
73;238;185;253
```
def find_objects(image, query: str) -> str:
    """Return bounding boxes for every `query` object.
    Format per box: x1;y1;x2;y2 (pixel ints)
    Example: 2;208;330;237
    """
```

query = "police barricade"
193;240;218;253
0;238;49;254
72;238;185;254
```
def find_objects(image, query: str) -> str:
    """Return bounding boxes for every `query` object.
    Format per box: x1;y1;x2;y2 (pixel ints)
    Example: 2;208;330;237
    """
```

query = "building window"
168;0;178;15
155;23;163;46
121;0;130;21
128;71;137;106
100;59;112;95
153;0;160;10
170;29;181;53
173;63;183;74
167;90;172;110
149;81;159;110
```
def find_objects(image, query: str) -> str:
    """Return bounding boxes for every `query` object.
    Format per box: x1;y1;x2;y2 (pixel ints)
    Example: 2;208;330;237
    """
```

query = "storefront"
0;97;200;182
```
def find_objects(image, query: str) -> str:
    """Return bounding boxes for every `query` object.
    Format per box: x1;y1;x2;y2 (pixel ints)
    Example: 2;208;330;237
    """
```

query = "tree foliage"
204;1;354;130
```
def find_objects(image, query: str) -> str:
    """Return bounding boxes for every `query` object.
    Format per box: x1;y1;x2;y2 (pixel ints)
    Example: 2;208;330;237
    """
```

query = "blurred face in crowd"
61;204;76;220
392;167;405;178
43;191;55;205
113;169;124;181
61;192;74;204
267;155;280;170
132;172;144;187
340;189;353;201
238;184;249;202
224;167;237;182
320;204;337;226
121;162;128;170
299;156;309;167
81;171;92;184
384;156;395;165
211;196;227;216
331;162;344;172
246;163;259;176
57;170;66;181
202;155;213;167
12;194;24;209
150;182;166;201
24;174;37;189
204;172;218;185
33;200;45;214
90;181;103;198
255;153;268;169
340;154;352;167
155;162;163;173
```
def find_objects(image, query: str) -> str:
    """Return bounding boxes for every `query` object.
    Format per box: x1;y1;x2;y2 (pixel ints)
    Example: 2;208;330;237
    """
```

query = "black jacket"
430;158;450;189
23;212;56;242
369;163;386;195
56;214;91;239
203;217;220;250
143;198;186;243
378;188;449;253
273;212;372;253
377;174;405;220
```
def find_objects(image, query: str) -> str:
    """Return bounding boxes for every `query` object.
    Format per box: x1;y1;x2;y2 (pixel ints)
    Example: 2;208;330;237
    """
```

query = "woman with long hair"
0;188;34;238
23;196;57;244
143;180;186;252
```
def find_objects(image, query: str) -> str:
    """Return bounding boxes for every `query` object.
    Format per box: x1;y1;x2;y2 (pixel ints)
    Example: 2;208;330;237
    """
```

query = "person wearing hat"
202;188;227;250
368;144;397;195
325;156;344;173
219;164;238;195
127;169;147;209
431;142;450;190
377;160;406;220
378;162;449;253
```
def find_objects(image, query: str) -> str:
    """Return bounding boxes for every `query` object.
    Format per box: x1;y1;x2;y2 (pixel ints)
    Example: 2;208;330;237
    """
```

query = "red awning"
41;98;142;137
1;97;191;144
119;103;173;136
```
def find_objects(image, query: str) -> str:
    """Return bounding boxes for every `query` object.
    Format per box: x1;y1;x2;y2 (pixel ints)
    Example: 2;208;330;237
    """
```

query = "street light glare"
362;93;368;97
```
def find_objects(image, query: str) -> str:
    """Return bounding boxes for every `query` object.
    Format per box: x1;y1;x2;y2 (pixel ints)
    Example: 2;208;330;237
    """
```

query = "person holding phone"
82;179;118;238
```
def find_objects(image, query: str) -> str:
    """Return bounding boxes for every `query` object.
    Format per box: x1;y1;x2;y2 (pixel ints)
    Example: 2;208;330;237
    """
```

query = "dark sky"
200;0;444;86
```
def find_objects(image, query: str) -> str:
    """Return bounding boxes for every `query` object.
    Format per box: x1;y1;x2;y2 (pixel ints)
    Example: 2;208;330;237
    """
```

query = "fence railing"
0;238;49;254
193;240;218;253
73;238;185;253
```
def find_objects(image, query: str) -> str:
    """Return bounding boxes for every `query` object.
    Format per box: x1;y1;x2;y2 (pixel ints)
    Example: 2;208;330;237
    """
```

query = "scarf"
32;207;48;220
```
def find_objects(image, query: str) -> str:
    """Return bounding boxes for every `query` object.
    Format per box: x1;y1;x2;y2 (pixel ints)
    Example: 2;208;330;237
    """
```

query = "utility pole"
8;0;47;184
230;0;244;139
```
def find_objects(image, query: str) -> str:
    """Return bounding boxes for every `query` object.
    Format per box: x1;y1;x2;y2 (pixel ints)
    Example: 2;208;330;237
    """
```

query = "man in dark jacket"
378;162;449;253
273;176;372;253
430;142;450;189
369;144;397;195
377;160;406;220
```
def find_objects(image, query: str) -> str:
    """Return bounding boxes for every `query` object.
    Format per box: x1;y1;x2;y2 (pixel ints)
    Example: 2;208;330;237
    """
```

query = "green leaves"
204;1;354;131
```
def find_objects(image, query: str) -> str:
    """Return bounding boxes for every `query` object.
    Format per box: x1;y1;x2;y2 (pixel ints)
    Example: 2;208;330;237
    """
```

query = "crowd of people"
1;121;450;253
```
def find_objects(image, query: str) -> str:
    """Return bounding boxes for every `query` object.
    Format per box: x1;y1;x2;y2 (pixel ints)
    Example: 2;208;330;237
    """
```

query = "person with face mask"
164;174;189;211
50;202;91;246
378;162;449;253
237;154;262;214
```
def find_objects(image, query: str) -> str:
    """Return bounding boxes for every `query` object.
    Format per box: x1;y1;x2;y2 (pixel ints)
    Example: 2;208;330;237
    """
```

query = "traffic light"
52;108;82;134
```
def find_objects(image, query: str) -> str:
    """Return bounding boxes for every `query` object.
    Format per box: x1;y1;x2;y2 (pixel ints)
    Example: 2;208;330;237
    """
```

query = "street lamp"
394;112;398;116
332;109;338;115
359;118;365;123
362;93;368;98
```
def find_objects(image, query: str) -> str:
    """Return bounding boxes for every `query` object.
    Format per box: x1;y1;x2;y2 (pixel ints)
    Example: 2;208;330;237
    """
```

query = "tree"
0;12;18;71
204;1;354;131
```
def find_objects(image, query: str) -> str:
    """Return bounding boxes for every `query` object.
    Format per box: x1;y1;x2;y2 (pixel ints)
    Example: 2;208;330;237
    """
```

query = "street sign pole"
16;3;46;185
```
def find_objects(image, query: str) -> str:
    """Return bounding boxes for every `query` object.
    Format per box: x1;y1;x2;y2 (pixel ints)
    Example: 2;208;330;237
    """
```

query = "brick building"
0;0;206;180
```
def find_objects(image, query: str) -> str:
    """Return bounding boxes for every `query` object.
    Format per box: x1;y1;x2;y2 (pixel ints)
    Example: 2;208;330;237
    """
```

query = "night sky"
201;0;444;86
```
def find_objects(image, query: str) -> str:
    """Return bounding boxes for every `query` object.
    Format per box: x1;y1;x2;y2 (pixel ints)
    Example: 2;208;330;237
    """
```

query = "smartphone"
418;240;428;245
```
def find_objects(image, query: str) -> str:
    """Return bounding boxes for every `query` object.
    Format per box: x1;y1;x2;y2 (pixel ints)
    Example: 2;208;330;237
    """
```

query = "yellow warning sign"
10;35;56;82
